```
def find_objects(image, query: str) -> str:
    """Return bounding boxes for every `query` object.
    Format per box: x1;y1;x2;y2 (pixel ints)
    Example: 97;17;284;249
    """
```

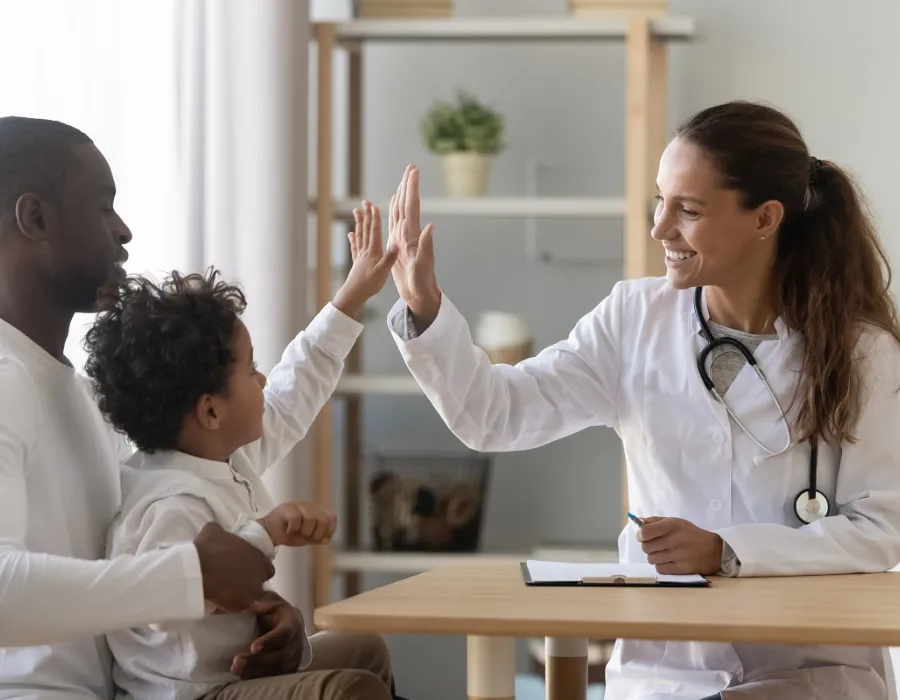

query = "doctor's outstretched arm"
385;166;622;453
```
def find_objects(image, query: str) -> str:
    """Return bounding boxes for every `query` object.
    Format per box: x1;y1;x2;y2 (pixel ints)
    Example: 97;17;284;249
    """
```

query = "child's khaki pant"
201;631;393;700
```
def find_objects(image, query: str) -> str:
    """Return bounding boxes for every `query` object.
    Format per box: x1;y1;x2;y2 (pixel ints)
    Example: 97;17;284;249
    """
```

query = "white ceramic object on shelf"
475;311;532;365
439;152;493;198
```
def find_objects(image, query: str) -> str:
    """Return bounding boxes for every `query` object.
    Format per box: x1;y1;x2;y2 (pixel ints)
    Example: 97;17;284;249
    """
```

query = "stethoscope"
693;287;830;524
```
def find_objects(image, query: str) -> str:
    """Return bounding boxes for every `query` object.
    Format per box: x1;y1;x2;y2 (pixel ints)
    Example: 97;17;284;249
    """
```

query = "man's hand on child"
194;522;275;613
257;501;337;547
232;591;307;679
332;200;398;319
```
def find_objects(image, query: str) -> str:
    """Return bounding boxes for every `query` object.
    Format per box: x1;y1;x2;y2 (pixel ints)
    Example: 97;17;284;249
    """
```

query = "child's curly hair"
84;267;247;453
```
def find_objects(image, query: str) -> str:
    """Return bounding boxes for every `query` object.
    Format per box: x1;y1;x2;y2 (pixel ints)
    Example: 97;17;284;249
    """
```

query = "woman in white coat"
381;101;900;700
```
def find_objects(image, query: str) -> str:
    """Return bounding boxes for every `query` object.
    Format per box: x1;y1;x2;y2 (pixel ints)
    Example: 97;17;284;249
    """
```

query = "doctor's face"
651;137;775;290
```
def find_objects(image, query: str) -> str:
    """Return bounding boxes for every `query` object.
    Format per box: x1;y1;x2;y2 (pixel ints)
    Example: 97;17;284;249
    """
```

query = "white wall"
670;0;900;290
312;1;900;696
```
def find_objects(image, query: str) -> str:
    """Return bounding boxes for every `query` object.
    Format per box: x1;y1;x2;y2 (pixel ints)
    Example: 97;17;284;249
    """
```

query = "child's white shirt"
106;303;363;700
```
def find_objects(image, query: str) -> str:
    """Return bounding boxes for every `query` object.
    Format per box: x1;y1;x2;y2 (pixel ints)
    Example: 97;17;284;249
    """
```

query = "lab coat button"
712;432;725;445
709;498;722;511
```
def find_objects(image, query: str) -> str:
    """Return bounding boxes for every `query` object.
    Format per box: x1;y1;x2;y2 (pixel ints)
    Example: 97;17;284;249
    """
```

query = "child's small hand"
332;200;398;318
257;501;337;548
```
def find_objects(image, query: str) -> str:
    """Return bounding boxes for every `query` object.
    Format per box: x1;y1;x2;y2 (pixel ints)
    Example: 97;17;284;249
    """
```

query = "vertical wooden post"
313;22;335;612
624;15;666;281
545;637;589;700
343;44;364;599
467;636;516;700
623;17;668;523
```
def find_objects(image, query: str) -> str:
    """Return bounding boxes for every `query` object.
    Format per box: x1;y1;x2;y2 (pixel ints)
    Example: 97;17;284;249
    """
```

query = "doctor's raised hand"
388;165;440;332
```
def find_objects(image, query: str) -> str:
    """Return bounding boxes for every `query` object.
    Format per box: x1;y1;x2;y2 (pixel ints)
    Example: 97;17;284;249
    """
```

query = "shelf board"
314;196;628;219
336;374;422;395
332;547;619;574
328;16;696;42
332;549;528;574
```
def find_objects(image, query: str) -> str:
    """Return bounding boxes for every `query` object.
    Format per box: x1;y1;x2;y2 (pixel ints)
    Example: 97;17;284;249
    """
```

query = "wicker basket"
569;0;668;16
355;0;452;18
367;452;491;552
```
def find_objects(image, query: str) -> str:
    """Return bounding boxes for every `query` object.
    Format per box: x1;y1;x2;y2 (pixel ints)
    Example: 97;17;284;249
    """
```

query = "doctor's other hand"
257;501;338;548
389;164;441;333
637;517;723;576
332;200;398;319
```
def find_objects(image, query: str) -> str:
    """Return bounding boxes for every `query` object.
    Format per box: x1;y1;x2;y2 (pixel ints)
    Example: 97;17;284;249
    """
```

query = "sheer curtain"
174;0;311;604
0;0;312;608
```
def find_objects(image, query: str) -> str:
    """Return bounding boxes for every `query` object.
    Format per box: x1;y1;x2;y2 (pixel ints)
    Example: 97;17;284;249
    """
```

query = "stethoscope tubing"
693;287;823;513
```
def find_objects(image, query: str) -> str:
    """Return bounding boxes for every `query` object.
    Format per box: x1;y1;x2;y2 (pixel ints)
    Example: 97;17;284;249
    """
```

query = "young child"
86;203;398;700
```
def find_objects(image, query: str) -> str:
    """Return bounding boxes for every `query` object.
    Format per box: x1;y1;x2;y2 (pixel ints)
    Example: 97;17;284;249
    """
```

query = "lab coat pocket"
641;386;728;520
618;524;647;564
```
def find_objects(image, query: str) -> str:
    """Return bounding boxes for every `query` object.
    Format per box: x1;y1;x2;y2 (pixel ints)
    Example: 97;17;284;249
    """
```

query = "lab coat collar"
688;287;792;341
133;449;237;481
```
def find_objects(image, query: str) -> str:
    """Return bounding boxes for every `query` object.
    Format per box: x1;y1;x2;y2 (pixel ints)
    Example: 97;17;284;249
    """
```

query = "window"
0;0;185;371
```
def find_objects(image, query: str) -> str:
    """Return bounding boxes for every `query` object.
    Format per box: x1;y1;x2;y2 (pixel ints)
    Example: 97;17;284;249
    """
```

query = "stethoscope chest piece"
793;488;830;524
792;439;830;524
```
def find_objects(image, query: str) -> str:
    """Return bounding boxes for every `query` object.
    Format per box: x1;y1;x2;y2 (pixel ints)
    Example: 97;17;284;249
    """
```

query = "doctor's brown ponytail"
676;101;900;444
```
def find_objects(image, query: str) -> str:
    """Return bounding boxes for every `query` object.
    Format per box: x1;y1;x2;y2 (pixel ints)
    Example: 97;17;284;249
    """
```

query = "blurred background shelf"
336;374;422;395
311;10;688;611
332;545;619;574
313;195;630;219
330;16;695;42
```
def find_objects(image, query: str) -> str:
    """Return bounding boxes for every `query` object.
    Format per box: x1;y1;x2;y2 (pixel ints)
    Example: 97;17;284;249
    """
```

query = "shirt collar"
135;449;236;480
0;318;76;376
688;287;791;340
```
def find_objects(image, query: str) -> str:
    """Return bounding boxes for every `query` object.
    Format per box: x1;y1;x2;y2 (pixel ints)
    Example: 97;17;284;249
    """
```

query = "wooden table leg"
467;635;515;700
545;637;588;700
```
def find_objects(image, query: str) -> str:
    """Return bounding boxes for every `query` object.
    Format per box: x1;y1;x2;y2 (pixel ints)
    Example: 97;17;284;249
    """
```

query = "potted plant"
420;90;505;197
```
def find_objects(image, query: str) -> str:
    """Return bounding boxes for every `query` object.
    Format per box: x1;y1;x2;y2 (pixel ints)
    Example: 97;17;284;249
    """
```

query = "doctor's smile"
384;99;900;700
663;247;698;265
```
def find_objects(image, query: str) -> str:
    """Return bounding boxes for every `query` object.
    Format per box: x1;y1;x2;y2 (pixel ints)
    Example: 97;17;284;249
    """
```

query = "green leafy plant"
420;90;505;155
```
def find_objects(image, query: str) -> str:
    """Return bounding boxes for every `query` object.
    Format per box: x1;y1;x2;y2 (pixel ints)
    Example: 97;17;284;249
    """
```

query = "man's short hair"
0;116;92;222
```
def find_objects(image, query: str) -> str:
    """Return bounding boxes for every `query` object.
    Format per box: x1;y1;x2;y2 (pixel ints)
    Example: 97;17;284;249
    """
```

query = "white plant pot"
438;152;494;198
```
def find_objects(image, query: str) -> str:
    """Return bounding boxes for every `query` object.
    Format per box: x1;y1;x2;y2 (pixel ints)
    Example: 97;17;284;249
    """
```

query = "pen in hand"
627;512;645;527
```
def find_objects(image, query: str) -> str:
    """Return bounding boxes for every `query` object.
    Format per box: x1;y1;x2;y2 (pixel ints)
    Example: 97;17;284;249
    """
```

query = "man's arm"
111;494;313;673
0;363;271;646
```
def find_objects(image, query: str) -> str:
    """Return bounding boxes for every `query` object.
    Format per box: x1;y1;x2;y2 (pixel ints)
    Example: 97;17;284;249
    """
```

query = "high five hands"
335;164;441;331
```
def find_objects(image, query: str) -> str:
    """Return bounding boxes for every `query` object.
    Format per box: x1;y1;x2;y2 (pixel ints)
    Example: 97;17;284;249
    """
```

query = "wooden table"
314;563;900;700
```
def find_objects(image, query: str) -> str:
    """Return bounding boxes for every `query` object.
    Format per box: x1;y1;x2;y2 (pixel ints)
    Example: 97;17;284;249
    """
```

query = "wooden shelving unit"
312;14;694;610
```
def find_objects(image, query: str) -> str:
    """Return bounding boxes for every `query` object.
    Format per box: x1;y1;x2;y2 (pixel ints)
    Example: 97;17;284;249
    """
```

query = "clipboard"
520;560;709;587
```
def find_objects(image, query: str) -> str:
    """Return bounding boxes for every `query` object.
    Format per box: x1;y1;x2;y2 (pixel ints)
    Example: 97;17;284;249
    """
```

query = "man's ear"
14;193;53;243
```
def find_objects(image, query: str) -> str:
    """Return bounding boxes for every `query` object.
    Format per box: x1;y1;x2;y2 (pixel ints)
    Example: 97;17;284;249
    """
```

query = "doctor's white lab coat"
388;276;900;700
